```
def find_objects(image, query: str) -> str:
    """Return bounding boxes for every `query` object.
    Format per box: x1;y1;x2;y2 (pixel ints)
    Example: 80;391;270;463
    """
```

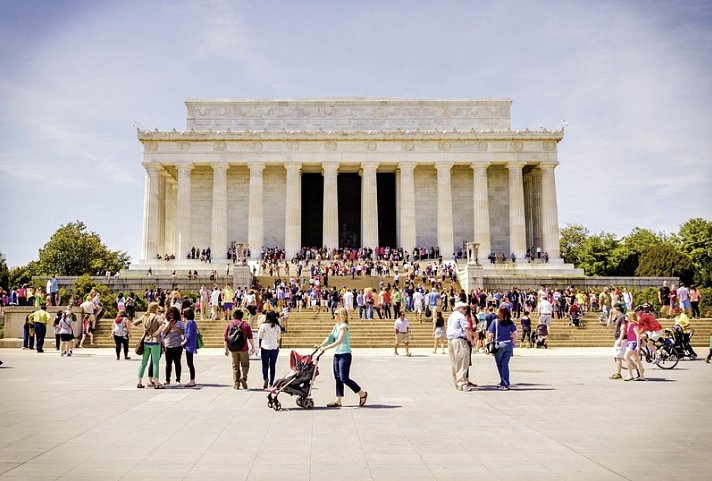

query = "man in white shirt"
393;311;411;356
538;297;553;328
446;301;474;391
210;286;222;320
413;289;425;323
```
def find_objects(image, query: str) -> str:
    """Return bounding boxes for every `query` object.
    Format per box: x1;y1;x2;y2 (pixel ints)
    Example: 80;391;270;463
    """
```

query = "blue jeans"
333;353;361;397
23;323;34;349
494;343;513;387
366;304;374;319
261;348;279;385
34;323;47;352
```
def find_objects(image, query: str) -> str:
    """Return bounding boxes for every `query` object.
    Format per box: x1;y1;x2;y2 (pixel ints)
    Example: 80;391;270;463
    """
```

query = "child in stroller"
267;349;322;411
535;323;549;348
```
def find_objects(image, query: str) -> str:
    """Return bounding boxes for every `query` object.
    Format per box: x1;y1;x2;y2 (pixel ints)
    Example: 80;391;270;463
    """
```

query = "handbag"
486;320;499;355
134;333;146;355
197;331;204;349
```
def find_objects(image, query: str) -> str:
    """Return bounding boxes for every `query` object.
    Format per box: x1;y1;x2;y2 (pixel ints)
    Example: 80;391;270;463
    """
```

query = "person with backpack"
224;309;255;390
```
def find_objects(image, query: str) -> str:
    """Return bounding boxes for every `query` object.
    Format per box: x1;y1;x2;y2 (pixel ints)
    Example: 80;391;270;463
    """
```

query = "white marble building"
136;98;571;269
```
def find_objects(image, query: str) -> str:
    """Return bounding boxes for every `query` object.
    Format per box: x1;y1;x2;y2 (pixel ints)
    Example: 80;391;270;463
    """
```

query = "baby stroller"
668;325;697;360
535;323;549;349
267;349;322;411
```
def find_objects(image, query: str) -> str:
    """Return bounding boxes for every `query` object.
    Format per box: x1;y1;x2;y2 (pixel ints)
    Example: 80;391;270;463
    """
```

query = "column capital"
538;161;559;169
361;160;380;171
284;160;302;171
398;161;417;171
470;161;491;170
142;162;163;172
212;162;230;171
322;162;339;175
434;161;454;171
246;161;265;172
505;161;527;170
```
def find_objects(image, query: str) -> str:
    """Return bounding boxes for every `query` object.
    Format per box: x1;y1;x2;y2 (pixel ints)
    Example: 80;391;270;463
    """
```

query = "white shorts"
613;339;628;359
645;330;662;341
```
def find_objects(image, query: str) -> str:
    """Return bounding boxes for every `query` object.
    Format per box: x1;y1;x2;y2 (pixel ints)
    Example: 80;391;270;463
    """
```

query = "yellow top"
30;309;51;325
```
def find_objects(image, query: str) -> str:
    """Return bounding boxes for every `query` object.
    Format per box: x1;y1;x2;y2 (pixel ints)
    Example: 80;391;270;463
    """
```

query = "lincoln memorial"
135;98;580;279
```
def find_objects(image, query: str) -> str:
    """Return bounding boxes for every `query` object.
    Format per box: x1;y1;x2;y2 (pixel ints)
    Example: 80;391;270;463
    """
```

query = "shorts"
681;300;691;310
414;305;423;313
223;302;233;310
59;333;74;342
613;339;628;359
645;330;662;341
396;332;410;344
434;327;445;339
626;341;638;351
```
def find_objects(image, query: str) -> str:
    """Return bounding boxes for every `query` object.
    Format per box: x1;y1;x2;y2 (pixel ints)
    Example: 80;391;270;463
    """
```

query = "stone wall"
487;166;510;254
452;165;474;254
226;166;249;245
263;166;286;248
413;165;437;248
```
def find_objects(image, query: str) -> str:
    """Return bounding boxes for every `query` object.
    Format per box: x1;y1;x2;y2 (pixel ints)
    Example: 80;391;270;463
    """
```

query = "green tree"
577;232;623;276
677;218;712;287
36;221;130;276
71;274;117;317
559;224;589;267
8;260;41;289
0;252;9;290
612;227;668;276
635;244;694;284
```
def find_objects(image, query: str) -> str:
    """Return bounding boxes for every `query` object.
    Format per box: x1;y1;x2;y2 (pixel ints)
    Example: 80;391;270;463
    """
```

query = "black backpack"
226;321;245;352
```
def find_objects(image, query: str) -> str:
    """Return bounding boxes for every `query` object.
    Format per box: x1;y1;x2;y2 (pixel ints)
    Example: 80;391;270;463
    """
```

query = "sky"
1;0;711;268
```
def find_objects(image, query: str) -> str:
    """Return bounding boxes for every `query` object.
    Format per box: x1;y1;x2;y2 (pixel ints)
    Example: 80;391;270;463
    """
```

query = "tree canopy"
36;221;130;276
559;218;711;286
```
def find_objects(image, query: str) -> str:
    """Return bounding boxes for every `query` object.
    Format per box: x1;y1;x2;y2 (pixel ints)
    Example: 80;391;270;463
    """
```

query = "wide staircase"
90;308;712;350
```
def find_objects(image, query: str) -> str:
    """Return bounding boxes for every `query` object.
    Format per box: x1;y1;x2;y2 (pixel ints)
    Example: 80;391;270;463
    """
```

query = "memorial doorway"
377;173;396;247
338;173;361;247
301;173;323;247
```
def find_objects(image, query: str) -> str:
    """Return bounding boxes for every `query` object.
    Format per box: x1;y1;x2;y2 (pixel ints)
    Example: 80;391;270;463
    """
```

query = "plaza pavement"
0;347;710;481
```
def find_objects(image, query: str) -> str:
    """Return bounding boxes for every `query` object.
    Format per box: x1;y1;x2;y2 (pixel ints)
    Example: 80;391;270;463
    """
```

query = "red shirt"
637;312;662;332
223;319;253;351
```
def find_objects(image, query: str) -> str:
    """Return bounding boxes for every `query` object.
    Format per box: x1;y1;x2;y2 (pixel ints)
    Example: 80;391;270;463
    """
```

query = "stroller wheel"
296;397;304;407
303;398;314;409
273;400;281;411
267;398;273;409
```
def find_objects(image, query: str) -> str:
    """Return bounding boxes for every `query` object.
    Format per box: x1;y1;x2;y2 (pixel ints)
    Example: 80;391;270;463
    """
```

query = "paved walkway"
0;347;709;480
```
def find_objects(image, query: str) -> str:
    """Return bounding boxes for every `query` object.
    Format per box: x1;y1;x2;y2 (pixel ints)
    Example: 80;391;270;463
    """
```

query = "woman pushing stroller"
316;308;368;408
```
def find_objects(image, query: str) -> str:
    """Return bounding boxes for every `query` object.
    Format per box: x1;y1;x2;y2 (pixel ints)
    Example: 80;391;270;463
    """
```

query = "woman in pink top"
689;285;701;319
621;312;646;381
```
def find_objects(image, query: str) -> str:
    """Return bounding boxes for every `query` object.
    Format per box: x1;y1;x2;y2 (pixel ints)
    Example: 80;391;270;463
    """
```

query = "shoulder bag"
486;320;499;355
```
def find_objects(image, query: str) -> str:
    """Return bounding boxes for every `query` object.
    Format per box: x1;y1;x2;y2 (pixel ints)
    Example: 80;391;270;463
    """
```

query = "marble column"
284;161;302;258
211;163;229;261
398;161;417;253
247;162;265;258
164;177;177;257
175;163;193;260
361;161;379;248
140;163;161;260
471;162;491;263
539;161;562;260
322;163;339;250
506;161;527;262
435;162;455;259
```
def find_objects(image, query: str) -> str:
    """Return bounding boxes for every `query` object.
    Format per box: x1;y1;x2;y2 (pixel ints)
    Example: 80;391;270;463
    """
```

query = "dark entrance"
301;173;323;247
377;173;397;247
338;174;361;247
